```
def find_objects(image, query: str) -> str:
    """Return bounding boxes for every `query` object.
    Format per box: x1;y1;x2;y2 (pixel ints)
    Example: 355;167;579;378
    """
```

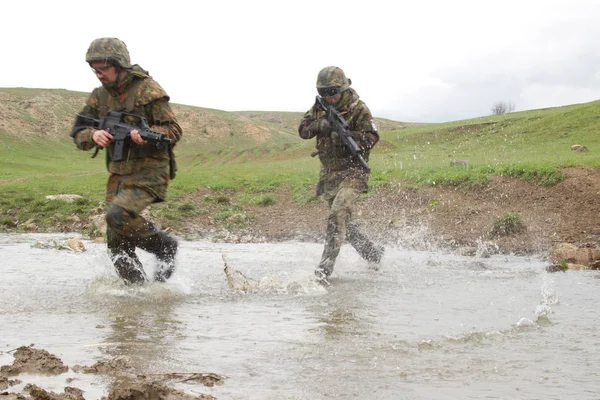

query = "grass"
373;101;600;187
1;88;600;233
491;213;525;236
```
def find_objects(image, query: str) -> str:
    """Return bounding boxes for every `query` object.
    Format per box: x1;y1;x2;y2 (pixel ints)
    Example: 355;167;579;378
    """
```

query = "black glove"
315;118;332;134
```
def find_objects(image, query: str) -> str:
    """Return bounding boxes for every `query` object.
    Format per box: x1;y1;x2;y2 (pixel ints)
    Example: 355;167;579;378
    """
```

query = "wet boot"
347;223;384;270
315;257;335;285
137;230;178;282
107;230;148;285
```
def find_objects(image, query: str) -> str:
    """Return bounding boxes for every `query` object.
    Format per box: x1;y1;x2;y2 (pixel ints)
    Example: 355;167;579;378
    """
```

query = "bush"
492;213;524;236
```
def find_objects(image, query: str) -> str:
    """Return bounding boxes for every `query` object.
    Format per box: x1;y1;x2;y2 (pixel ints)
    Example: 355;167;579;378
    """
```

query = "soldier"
298;66;384;283
70;38;183;285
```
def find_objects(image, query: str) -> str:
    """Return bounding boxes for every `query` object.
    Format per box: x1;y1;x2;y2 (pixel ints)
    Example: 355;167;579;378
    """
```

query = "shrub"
492;213;524;236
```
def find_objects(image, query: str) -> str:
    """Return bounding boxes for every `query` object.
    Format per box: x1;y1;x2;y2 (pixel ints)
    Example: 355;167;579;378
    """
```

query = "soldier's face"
324;93;341;104
318;86;342;104
90;62;118;84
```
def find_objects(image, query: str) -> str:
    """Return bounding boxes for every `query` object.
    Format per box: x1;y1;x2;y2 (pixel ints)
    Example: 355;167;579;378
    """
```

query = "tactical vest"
97;78;177;179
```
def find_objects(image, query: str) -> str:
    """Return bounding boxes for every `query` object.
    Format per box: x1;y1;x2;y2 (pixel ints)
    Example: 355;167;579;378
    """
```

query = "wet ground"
1;233;600;399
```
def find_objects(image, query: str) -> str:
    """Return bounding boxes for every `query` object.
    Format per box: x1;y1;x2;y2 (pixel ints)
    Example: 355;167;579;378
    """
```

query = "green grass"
2;90;600;233
372;101;600;187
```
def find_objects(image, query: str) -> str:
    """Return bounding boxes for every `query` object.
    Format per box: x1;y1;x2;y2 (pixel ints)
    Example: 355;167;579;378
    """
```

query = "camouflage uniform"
298;66;384;282
71;38;183;285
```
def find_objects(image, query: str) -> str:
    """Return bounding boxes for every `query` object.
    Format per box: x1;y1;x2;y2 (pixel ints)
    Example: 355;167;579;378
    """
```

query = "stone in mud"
549;242;600;267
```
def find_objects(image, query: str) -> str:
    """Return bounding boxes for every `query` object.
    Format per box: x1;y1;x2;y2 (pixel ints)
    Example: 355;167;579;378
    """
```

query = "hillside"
0;87;406;152
1;87;600;261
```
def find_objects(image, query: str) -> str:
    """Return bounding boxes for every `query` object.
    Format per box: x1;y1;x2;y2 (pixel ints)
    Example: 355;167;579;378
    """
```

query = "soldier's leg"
347;222;384;269
105;180;160;283
136;229;178;282
316;186;360;281
106;179;178;282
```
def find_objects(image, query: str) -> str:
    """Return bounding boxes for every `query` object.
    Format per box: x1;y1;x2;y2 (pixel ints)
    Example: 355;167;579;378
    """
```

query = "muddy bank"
10;167;600;267
168;167;600;265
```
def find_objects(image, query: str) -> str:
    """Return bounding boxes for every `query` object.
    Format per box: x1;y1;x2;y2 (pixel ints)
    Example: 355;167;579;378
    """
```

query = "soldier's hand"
351;131;378;150
92;129;113;148
316;118;332;135
130;129;147;145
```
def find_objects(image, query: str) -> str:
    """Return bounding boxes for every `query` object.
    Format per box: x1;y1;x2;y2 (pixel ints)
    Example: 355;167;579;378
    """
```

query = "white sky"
3;0;600;122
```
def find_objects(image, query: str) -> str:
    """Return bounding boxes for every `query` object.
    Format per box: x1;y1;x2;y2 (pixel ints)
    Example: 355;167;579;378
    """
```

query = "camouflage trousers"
105;174;159;240
316;185;383;280
105;174;177;284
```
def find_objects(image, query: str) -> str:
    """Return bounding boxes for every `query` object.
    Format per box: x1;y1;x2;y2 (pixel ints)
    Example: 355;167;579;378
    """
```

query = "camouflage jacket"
72;65;183;201
298;88;379;195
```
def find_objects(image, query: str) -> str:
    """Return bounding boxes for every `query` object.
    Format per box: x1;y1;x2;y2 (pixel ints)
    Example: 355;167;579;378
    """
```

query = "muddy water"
1;233;599;400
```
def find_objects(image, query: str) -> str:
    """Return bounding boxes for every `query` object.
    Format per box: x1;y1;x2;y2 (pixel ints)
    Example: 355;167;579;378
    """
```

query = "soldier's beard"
102;76;120;89
101;67;123;90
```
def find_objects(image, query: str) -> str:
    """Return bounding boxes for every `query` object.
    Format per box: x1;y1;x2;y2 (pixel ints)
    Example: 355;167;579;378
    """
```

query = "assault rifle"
314;96;370;171
70;111;173;161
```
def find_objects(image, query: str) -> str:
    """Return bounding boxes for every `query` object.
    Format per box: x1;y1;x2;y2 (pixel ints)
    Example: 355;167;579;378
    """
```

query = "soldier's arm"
146;98;183;143
71;91;101;151
349;104;379;150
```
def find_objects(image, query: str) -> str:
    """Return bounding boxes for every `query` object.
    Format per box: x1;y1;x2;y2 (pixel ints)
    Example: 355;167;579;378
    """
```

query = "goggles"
317;87;342;97
91;64;114;75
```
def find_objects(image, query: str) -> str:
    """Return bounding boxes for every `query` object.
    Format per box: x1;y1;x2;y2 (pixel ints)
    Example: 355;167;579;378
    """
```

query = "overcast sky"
3;0;600;123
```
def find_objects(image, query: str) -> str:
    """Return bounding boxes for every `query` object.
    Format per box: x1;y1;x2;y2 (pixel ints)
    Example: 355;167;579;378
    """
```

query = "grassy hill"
0;87;405;163
376;100;600;186
1;87;599;235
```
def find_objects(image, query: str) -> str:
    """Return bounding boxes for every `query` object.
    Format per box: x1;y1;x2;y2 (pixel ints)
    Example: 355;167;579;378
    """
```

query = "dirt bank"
171;166;600;258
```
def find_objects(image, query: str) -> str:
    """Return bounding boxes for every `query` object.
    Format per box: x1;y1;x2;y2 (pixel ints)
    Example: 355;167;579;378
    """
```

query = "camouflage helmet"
85;37;131;69
316;66;352;90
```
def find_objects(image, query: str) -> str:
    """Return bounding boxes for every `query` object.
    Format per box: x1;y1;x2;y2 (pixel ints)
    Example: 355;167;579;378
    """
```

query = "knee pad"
105;204;129;230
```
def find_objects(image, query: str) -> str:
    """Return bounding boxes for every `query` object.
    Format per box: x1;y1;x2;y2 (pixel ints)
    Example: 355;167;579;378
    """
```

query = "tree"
491;101;515;115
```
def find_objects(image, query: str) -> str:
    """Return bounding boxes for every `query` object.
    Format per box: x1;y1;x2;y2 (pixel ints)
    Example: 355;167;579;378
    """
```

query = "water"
1;233;599;399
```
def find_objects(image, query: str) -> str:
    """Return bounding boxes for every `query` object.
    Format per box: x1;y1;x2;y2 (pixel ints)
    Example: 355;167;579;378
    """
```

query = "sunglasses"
317;87;342;97
91;65;114;75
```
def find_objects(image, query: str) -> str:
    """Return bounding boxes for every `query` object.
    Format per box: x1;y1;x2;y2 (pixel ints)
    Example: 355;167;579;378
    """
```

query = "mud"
0;346;224;400
165;167;600;254
167;166;600;267
1;347;68;376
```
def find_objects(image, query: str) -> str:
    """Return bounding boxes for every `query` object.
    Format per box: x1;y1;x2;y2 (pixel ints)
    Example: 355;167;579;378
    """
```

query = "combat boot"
137;230;178;282
315;257;335;285
107;230;148;285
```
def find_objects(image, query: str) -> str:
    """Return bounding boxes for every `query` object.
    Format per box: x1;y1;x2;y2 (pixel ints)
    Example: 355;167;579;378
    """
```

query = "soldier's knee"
106;204;130;229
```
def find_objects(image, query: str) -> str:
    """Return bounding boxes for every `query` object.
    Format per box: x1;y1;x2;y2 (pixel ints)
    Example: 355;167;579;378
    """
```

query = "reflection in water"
97;291;180;372
321;308;357;337
315;281;366;340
